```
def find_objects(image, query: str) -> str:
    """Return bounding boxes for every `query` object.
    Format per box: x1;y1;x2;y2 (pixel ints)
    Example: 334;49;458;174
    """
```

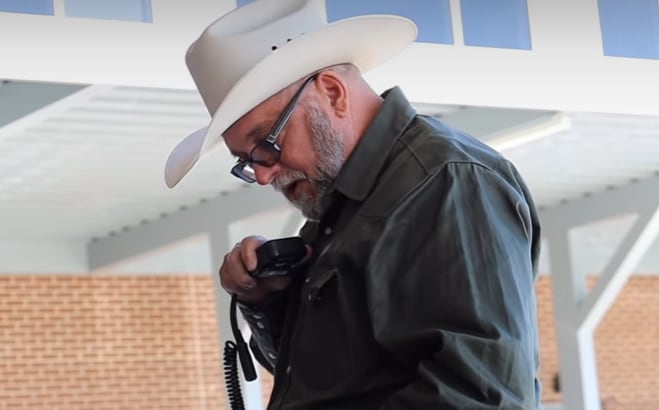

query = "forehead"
223;89;288;144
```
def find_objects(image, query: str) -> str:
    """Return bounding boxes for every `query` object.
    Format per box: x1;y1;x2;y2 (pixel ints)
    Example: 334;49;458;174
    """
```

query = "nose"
253;163;280;185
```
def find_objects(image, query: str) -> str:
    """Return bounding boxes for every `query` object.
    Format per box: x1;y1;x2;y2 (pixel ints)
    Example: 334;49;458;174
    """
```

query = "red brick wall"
0;276;225;410
536;276;659;410
1;274;658;409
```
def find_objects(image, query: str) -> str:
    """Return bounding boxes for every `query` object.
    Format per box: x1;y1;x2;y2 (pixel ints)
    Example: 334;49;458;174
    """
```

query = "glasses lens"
251;140;280;166
231;162;256;183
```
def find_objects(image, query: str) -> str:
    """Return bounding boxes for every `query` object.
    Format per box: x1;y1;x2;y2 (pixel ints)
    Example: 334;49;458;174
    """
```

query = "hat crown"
186;0;326;116
164;0;417;189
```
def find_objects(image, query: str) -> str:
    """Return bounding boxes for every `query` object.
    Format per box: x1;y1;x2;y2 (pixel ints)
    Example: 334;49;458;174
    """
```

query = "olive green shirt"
240;87;542;409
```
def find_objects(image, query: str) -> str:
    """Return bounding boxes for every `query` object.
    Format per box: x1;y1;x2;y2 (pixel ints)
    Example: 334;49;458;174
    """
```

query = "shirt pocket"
288;266;356;391
297;264;393;381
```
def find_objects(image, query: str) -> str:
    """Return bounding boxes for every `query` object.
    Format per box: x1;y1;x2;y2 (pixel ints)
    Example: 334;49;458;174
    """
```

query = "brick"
1;274;658;408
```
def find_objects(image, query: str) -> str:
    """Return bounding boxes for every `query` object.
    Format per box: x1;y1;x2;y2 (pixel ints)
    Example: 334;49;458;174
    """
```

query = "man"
165;0;543;409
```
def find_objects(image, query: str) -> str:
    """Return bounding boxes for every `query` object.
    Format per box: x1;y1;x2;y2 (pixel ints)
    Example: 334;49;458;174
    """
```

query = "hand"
219;235;310;304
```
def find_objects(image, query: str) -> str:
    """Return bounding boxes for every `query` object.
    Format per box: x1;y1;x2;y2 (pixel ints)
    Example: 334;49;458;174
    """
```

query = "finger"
219;261;240;294
239;235;268;272
220;248;255;293
229;248;258;290
237;277;291;304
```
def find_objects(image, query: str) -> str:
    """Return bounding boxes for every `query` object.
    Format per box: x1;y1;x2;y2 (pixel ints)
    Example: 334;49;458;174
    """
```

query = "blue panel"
460;0;531;50
326;0;453;44
64;0;152;23
598;0;659;60
235;0;452;43
0;0;53;15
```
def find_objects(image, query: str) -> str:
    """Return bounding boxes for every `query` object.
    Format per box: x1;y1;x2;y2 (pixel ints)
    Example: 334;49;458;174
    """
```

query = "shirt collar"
333;86;416;201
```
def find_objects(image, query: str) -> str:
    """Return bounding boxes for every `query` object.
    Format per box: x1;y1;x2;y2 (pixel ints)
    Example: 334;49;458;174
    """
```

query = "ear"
314;70;349;118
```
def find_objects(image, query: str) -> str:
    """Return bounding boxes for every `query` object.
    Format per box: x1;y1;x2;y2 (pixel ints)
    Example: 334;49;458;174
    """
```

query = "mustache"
272;170;307;192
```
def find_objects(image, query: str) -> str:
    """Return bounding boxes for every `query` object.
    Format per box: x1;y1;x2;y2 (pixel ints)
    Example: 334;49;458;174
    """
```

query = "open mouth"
284;180;300;197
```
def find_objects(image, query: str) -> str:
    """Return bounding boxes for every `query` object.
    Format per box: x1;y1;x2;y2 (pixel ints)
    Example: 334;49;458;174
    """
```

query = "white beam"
210;225;263;410
101;235;213;274
440;107;570;151
87;187;286;270
364;0;659;116
542;175;659;410
448;0;464;46
578;205;659;331
0;85;113;141
540;174;659;230
554;325;602;410
440;107;559;139
0;240;87;274
1;1;658;115
0;0;233;89
0;81;85;127
546;229;601;410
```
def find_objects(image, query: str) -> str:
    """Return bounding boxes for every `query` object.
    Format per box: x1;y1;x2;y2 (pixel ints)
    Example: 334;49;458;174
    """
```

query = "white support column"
542;192;659;410
545;226;601;410
209;225;263;410
448;0;464;46
578;205;659;332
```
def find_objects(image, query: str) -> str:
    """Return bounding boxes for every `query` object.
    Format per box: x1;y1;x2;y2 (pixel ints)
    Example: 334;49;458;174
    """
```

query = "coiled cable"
224;339;245;410
223;294;257;410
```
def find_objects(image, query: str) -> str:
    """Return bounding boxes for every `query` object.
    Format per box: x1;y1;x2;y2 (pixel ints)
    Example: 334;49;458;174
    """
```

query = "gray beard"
272;101;344;219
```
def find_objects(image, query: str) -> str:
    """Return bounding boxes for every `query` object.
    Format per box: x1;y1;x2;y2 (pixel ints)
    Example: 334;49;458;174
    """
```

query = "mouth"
284;180;301;198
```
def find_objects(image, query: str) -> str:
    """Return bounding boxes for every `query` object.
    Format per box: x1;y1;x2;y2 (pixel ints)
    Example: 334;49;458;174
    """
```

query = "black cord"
223;294;257;410
224;340;246;410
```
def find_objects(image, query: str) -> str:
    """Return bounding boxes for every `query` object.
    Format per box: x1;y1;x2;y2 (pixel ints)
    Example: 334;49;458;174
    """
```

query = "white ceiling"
0;80;658;272
502;112;659;209
0;82;242;240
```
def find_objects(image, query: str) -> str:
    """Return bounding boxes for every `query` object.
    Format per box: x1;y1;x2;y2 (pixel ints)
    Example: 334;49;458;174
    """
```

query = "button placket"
304;268;337;305
307;286;322;304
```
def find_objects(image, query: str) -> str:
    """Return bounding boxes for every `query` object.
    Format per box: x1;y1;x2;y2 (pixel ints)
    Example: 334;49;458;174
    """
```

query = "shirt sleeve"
367;161;542;409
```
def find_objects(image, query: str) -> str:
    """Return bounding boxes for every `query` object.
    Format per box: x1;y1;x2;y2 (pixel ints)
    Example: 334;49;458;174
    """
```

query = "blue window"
0;0;53;15
460;0;531;50
236;0;453;44
598;0;659;60
326;0;453;44
64;0;152;23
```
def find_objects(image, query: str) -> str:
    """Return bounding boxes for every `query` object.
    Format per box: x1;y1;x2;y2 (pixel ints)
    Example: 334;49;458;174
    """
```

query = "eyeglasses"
230;74;318;183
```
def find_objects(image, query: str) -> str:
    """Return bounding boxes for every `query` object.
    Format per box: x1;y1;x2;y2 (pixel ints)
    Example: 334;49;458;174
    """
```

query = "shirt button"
256;321;265;329
268;352;277;360
324;226;332;235
286;366;291;375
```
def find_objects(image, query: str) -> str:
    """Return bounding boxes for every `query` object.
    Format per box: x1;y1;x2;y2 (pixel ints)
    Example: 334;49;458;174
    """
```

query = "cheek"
283;154;317;179
280;133;318;173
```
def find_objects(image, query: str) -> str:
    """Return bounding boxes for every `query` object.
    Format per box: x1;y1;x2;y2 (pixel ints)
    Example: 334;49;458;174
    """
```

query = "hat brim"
165;14;417;188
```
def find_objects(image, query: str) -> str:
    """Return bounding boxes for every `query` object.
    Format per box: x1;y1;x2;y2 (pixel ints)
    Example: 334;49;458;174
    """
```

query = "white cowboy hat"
164;0;417;188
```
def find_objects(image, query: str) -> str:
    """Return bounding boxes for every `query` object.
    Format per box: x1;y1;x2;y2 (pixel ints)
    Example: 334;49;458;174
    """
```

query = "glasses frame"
230;74;318;183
